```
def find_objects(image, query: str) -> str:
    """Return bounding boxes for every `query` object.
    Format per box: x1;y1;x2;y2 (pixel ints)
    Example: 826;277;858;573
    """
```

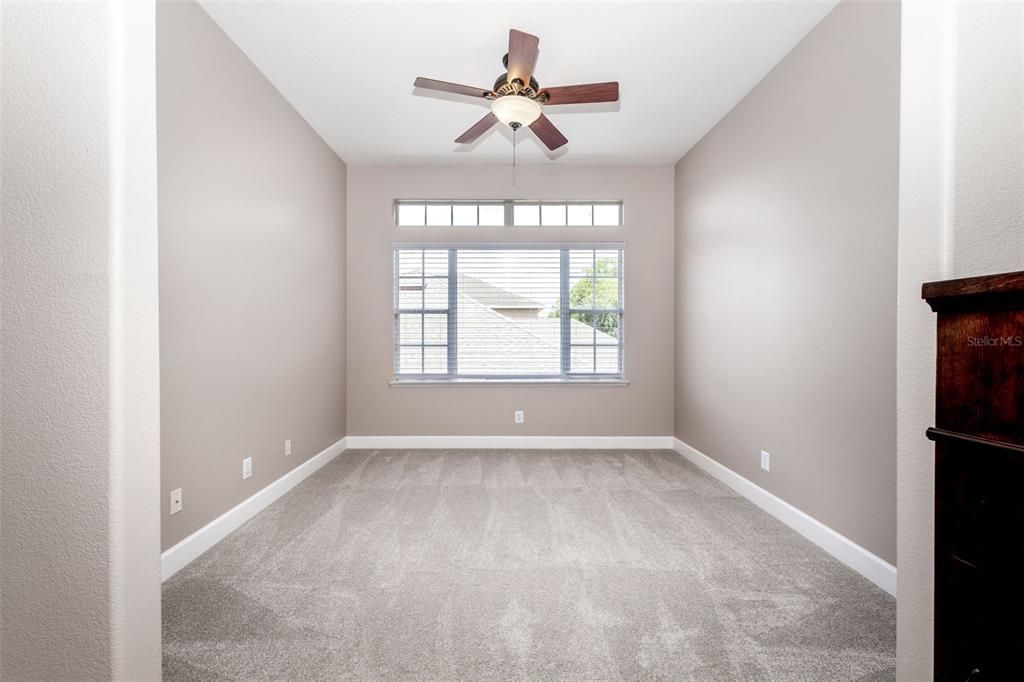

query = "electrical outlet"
284;439;292;456
514;410;524;424
760;450;771;472
169;488;182;515
242;457;253;480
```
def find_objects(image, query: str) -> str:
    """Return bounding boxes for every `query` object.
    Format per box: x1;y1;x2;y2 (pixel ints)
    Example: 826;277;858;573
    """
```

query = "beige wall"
2;1;162;677
674;1;900;564
346;165;674;437
897;1;1024;677
158;2;347;551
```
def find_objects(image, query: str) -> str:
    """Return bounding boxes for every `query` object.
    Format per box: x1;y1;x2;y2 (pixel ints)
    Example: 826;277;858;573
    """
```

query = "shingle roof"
456;290;617;375
458;274;545;310
401;271;617;374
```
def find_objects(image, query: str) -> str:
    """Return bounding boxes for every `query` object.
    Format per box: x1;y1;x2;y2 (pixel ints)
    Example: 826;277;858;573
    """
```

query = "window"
393;244;624;382
395;200;623;227
512;202;621;226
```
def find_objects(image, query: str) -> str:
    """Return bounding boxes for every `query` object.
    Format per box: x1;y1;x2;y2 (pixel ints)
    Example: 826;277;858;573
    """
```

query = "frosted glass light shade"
490;95;541;127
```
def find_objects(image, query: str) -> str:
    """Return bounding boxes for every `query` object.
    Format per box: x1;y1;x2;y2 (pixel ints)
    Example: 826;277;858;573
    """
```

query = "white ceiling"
199;1;838;165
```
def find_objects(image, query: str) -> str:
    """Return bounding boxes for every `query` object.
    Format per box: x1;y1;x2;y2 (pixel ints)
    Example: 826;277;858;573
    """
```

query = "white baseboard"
345;435;675;450
161;436;347;581
672;438;897;597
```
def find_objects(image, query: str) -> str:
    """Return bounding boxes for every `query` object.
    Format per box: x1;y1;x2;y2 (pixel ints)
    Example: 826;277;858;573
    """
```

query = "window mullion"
393;250;398;375
619;249;624;375
560;249;570;376
447;248;458;377
420;250;426;372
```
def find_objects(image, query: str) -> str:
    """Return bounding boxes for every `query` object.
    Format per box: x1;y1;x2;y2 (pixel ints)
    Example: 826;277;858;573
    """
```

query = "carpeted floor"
163;449;896;681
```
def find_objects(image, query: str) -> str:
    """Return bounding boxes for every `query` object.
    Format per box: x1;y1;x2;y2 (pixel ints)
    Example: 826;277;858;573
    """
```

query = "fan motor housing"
493;71;540;99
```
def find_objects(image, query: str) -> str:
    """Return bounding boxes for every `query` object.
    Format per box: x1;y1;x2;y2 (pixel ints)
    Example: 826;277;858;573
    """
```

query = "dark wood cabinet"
923;271;1024;681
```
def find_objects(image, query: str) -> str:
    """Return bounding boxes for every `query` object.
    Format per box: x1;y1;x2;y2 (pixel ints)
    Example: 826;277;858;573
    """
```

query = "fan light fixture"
491;95;541;129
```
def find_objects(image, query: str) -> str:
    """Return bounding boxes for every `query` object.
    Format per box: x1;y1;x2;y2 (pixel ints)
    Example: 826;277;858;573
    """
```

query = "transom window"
395;200;623;227
393;244;624;382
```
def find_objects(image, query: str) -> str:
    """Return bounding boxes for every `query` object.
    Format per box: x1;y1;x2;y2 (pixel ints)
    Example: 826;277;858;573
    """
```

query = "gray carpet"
163;449;896;681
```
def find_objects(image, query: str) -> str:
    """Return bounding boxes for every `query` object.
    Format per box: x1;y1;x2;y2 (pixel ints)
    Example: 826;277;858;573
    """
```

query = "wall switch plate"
170;488;182;515
242;457;252;480
284;439;292;456
514;410;524;424
760;450;771;472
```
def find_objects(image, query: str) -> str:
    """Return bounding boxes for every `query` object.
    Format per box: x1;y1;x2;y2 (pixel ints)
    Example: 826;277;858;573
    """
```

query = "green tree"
549;258;619;338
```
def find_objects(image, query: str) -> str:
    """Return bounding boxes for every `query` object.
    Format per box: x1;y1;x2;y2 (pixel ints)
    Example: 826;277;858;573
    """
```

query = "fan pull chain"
512;125;517;185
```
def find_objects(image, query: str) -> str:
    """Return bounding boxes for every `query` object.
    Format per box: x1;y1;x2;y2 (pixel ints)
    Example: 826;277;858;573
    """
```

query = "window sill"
389;378;630;387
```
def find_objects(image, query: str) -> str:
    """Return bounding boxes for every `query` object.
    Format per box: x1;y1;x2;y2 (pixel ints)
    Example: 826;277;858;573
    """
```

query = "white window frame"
392;242;625;384
394;200;623;227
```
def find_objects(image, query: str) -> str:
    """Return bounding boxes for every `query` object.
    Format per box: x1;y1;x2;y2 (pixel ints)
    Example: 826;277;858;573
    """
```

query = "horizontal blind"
394;245;623;380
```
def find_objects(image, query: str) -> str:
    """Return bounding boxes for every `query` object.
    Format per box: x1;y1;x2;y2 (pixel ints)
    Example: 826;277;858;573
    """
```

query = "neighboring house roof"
456;289;617;376
457;274;544;310
512;316;617;346
401;271;617;374
456;295;560;374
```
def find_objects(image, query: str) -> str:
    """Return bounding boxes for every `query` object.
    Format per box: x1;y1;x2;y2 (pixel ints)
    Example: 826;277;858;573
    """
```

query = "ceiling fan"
413;29;619;152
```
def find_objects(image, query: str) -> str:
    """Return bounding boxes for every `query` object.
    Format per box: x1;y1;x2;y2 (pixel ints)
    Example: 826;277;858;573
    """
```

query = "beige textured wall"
897;1;1024;677
674;1;900;564
158;1;347;551
346;165;674;437
1;2;162;677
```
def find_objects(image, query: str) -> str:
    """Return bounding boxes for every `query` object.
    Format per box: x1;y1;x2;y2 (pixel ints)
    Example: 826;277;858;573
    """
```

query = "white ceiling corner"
198;1;838;166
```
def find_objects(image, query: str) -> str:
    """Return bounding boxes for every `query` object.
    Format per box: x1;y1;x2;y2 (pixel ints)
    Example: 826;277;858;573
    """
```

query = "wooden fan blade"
529;114;567;151
507;29;539;86
455;112;498;144
540;82;619;105
414;77;492;99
